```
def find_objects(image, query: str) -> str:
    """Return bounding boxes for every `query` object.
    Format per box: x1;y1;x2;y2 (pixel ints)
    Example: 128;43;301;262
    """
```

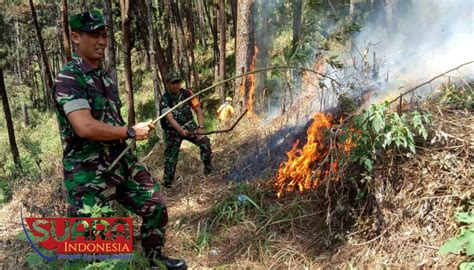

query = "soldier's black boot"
163;180;172;188
203;163;213;175
146;248;187;270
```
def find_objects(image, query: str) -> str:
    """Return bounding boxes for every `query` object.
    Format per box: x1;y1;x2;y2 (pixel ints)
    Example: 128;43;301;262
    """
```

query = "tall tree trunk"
144;0;164;115
382;0;397;36
51;52;57;76
229;0;237;48
164;0;179;70
132;3;151;69
120;0;135;129
26;44;37;105
195;0;207;49
212;0;219;83
14;19;23;84
30;0;53;110
256;0;271;113
57;25;66;65
61;0;72;62
182;0;199;89
349;0;355;18
163;0;174;68
292;0;302;53
171;1;192;87
153;32;170;83
142;0;170;88
40;60;49;110
103;0;118;85
290;0;303;103
234;0;255;113
203;0;219;82
22;103;30;126
0;69;22;169
218;0;226;103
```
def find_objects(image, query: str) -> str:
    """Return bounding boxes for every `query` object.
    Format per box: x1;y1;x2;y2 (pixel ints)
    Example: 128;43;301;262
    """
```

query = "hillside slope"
0;90;472;269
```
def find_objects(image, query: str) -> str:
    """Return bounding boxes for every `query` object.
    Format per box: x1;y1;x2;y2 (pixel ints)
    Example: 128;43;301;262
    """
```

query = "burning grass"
274;113;341;197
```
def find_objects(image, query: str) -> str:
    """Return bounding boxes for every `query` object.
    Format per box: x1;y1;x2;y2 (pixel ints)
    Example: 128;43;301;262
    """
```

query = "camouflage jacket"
52;53;126;170
159;89;200;131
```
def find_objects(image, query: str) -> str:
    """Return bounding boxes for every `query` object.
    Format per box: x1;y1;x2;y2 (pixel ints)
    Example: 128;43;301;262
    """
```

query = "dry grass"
334;104;473;268
0;96;472;269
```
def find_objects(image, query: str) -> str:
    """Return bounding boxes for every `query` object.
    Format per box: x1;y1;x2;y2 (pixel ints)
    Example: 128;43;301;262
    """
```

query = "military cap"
165;72;183;83
69;10;107;32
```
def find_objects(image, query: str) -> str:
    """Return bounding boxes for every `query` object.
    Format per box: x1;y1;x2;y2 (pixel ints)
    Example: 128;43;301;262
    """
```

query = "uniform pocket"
88;92;107;120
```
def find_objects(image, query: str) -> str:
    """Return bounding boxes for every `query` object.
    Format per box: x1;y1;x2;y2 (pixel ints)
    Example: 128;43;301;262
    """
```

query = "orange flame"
238;46;259;115
274;113;353;198
247;46;259;114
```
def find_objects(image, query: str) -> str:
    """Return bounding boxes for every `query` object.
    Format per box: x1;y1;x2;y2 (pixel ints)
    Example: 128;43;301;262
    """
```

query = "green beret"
165;72;183;83
69;10;107;32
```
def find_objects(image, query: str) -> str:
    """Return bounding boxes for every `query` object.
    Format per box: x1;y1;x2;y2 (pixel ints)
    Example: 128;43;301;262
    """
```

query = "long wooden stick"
187;110;248;136
107;66;336;171
389;61;474;104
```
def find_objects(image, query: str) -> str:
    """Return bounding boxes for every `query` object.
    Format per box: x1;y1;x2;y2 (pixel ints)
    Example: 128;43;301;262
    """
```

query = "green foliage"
195;221;211;254
459;261;474;270
338;94;357;115
0;178;12;204
436;83;474;109
439;200;474;262
25;250;59;269
81;257;141;270
348;101;431;171
211;183;267;227
203;109;218;132
0;97;62;180
78;203;114;218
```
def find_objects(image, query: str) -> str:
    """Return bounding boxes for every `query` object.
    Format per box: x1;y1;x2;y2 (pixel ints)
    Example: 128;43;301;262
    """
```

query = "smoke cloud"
350;0;474;100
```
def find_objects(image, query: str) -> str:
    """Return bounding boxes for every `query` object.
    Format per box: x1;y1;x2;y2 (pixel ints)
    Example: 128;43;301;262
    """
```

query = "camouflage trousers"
65;150;167;250
163;127;212;184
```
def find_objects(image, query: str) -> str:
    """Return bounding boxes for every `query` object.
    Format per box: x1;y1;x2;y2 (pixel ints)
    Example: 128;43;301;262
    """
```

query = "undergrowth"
346;100;432;172
439;200;474;268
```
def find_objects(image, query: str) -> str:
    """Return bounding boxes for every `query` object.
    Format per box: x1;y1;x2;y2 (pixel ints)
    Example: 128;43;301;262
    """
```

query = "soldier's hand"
178;127;188;137
133;120;154;140
196;127;204;135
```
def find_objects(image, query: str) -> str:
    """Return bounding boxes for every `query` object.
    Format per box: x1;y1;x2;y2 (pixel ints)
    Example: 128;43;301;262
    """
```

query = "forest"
0;0;473;269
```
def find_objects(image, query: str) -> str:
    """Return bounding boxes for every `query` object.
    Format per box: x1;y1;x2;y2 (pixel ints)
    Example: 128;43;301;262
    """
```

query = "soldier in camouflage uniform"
160;72;212;188
52;11;186;269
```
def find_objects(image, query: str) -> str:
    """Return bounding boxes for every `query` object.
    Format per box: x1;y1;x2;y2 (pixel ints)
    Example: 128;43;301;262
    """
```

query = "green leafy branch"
435;83;474;109
346;101;432;172
78;203;114;218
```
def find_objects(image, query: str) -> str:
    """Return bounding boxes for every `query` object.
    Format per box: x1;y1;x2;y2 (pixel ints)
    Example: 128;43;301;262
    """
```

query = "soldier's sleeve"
160;95;171;115
187;90;200;109
53;68;90;115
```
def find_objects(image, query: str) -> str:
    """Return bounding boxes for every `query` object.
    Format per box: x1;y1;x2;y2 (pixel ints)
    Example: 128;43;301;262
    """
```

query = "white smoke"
351;0;474;99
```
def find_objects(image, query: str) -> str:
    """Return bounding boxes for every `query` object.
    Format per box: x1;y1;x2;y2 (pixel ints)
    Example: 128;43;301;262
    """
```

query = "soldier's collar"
72;53;102;74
